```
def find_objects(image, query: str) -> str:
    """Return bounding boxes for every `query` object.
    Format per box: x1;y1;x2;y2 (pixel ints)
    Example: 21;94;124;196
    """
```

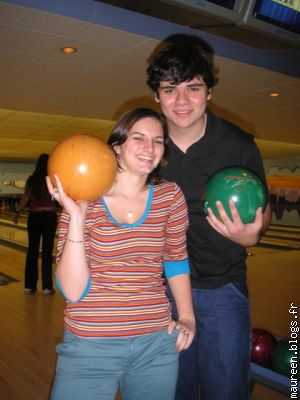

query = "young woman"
47;108;195;400
13;153;57;295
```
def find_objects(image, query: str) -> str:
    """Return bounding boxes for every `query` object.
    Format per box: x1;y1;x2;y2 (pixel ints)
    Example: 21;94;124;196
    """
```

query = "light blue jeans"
169;282;251;400
50;328;179;400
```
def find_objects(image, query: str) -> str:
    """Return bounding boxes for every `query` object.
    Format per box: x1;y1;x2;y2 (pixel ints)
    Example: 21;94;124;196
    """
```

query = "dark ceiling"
97;0;300;50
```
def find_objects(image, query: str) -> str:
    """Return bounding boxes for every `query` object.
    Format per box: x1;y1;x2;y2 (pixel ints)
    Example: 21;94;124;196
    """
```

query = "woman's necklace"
127;210;133;218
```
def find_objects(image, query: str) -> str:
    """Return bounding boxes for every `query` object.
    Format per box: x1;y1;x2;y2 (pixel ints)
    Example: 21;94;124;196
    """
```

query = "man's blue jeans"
169;282;251;400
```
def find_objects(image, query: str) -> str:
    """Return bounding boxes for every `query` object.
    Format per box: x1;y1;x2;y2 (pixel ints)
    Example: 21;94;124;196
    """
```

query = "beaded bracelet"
67;238;84;243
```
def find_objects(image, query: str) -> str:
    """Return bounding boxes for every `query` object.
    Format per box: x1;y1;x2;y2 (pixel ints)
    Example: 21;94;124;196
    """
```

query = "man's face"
155;76;211;132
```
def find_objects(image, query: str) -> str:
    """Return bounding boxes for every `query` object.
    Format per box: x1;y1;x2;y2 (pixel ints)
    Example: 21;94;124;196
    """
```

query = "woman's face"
115;117;165;177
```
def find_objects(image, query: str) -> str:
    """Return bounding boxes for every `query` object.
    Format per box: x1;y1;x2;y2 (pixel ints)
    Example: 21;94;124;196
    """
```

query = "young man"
147;39;271;400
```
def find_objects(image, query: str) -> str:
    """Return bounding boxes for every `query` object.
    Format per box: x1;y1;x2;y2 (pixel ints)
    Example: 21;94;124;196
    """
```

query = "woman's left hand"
168;319;196;352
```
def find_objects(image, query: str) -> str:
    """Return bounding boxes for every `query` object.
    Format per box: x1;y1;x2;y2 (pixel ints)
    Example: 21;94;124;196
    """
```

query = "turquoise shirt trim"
101;184;153;228
55;275;92;303
163;259;190;279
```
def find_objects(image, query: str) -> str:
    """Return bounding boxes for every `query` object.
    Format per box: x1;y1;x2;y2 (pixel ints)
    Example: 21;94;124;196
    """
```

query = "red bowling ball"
251;328;277;367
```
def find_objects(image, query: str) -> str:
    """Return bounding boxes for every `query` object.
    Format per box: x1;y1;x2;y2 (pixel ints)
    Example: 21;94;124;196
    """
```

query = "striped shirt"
56;181;189;337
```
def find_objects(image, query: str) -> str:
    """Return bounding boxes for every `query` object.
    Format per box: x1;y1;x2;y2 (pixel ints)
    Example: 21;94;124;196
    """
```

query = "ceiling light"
60;46;77;54
269;92;280;97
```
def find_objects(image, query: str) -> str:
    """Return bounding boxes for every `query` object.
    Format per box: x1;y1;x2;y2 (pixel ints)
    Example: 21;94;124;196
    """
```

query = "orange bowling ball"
48;134;117;201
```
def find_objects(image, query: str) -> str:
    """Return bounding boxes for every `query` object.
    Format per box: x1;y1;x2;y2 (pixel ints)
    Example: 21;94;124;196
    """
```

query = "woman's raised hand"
46;174;88;216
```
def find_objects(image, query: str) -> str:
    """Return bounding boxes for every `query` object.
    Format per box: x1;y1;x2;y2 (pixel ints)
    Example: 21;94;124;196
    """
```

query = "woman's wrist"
69;213;86;225
67;237;84;244
177;316;196;329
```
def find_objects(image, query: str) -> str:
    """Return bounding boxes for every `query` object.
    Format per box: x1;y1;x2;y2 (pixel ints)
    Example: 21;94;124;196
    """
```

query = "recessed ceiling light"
60;47;77;54
269;92;280;97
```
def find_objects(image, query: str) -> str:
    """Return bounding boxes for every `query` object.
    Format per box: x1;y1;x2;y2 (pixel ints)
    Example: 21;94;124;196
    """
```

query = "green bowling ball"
271;340;298;377
202;167;267;224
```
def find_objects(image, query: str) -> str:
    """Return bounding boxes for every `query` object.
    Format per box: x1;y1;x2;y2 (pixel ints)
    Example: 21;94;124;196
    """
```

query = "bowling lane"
248;248;300;338
0;223;28;248
0;211;57;253
259;236;300;249
269;225;300;234
247;245;299;399
0;210;27;226
260;224;300;249
256;224;300;250
247;246;285;256
0;211;28;248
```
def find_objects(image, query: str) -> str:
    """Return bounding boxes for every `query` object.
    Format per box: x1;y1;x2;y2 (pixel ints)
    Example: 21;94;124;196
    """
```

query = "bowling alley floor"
0;212;299;399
